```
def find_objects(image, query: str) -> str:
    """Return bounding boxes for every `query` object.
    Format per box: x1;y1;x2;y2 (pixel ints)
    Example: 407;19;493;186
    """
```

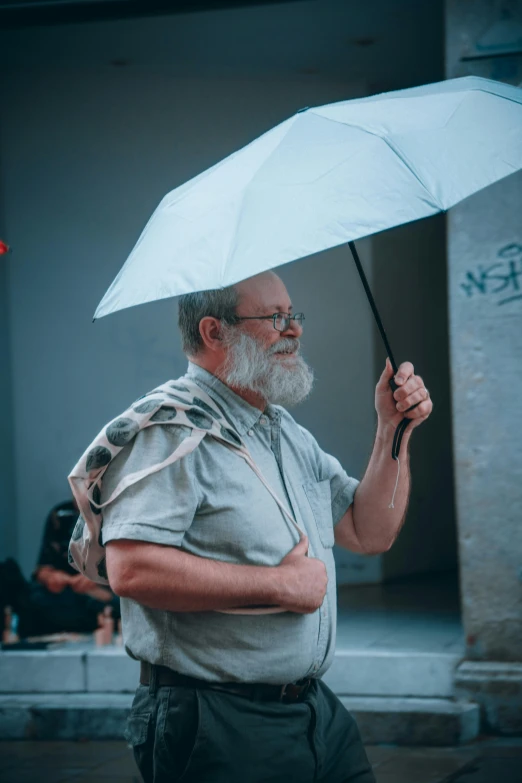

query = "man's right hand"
276;536;328;614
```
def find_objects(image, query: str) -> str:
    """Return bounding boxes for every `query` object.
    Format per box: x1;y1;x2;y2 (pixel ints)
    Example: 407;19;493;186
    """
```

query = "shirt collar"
185;362;265;436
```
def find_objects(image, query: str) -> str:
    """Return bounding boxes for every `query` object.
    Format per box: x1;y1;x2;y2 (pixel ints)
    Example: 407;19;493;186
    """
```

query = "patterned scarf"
67;378;303;614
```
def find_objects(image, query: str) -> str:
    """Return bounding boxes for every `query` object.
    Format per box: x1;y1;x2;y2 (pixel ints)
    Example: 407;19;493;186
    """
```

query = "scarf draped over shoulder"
67;378;304;615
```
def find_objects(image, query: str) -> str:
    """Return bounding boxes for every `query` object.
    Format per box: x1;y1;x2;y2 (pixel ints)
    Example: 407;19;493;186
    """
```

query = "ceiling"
0;0;304;28
0;0;444;91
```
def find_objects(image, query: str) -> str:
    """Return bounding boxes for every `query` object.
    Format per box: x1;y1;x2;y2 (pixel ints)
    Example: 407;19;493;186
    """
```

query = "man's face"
218;272;314;407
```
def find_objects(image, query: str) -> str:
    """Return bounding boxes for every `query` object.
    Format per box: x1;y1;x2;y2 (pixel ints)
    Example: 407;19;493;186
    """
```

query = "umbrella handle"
389;378;423;459
391;407;410;459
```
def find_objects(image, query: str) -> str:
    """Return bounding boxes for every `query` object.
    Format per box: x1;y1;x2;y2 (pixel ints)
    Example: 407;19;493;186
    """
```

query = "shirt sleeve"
100;424;201;547
297;423;360;526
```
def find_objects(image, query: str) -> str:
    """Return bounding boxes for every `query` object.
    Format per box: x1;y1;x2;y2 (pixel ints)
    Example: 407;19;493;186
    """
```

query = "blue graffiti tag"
460;243;522;306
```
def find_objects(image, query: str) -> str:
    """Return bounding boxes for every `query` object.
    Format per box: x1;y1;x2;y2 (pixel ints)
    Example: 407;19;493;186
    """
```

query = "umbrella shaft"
348;241;398;374
349;241;410;461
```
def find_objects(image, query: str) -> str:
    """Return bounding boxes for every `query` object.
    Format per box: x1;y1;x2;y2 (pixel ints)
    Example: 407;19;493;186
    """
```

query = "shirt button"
247;430;254;437
259;416;268;426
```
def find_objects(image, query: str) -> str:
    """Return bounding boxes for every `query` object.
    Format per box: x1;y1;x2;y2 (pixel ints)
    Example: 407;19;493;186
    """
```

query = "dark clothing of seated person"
1;501;119;638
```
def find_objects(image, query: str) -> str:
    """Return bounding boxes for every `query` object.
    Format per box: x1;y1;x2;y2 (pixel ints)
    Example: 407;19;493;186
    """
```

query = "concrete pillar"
446;0;522;732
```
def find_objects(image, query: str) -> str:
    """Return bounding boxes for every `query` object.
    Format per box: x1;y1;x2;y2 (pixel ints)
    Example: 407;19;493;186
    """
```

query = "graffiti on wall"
460;243;522;306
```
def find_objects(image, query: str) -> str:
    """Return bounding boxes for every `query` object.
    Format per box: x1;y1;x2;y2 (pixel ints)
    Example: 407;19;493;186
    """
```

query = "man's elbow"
361;539;394;556
105;540;139;598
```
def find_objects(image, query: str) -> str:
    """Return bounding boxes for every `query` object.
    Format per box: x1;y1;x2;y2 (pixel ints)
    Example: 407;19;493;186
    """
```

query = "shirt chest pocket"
303;479;334;549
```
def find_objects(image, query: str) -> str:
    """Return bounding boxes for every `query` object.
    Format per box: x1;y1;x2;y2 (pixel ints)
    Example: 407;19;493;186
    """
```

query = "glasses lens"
274;314;288;331
274;314;305;330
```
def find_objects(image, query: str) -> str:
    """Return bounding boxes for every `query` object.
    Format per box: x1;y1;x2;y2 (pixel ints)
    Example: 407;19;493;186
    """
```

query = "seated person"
1;500;119;638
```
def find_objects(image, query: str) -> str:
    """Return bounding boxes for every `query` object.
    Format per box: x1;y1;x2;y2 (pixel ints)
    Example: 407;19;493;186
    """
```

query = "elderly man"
102;270;432;783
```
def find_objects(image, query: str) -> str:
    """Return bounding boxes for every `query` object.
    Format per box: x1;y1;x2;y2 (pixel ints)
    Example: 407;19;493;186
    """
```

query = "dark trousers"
125;675;376;783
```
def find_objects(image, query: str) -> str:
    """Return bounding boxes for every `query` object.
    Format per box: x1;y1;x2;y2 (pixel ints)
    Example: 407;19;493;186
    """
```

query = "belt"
140;662;313;704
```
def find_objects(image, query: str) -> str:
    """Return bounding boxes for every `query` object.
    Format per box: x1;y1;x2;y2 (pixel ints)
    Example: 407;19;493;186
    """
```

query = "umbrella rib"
166;116;299;210
308;111;442;210
474;86;522;109
219;115;301;286
221;191;250;288
380;136;442;210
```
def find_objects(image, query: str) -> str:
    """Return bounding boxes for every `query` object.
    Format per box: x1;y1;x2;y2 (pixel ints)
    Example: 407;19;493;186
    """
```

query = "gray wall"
0;165;17;559
446;0;522;660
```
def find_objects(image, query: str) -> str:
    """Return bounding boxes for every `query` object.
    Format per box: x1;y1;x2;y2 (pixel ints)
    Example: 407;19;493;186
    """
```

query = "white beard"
219;328;314;407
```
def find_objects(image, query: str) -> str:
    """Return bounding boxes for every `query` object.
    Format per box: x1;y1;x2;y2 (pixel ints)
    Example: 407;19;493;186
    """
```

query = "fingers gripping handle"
389;378;421;460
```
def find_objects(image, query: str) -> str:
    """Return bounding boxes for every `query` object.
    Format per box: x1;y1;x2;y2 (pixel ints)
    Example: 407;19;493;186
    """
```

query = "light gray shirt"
101;362;359;684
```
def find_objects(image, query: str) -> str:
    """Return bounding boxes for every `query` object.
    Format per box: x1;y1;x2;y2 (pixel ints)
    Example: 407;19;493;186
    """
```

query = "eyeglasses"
231;313;305;332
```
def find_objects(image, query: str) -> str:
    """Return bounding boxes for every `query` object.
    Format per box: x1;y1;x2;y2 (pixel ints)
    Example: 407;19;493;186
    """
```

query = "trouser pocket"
156;687;203;783
125;711;154;783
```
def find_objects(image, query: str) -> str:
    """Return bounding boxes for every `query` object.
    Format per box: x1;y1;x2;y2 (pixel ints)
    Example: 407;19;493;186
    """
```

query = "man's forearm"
352;421;412;553
107;540;283;612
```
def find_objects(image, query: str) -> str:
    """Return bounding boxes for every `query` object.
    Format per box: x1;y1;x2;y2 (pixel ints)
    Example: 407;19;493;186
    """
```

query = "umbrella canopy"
94;75;522;320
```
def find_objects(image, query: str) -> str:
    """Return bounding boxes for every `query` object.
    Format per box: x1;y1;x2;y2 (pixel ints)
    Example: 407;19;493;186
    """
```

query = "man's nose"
282;318;303;338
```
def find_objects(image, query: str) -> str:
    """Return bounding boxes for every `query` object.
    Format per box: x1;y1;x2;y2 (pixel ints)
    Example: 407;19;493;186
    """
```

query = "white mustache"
267;338;300;355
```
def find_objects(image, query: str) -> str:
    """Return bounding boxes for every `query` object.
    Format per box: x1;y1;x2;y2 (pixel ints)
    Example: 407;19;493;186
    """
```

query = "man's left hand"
375;358;433;431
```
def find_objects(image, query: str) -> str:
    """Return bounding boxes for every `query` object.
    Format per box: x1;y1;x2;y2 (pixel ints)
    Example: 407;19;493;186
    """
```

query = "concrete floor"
1;738;522;783
337;571;464;654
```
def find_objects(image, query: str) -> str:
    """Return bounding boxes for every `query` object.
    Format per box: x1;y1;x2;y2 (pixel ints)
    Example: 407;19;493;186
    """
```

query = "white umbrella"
94;75;522;454
95;75;522;319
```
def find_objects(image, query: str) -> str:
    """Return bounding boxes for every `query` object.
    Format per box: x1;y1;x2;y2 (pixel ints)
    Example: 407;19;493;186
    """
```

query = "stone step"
0;646;462;697
342;696;480;746
0;646;138;693
455;661;522;735
0;693;480;745
0;693;132;741
324;649;462;698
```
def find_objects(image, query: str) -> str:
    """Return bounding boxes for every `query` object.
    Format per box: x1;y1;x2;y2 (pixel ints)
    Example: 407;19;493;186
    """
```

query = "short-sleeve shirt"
101;362;359;684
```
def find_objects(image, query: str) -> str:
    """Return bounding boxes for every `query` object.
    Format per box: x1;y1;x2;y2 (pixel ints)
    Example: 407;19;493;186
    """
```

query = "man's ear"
199;317;223;351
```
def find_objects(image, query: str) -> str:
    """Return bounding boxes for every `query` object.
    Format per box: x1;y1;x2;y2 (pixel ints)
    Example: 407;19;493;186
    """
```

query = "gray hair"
178;286;240;356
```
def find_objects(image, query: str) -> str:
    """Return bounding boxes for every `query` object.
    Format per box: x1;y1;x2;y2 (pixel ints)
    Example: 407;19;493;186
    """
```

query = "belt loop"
149;664;158;697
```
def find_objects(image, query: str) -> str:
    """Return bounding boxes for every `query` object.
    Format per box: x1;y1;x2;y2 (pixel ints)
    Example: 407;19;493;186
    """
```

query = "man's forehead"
236;271;291;309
